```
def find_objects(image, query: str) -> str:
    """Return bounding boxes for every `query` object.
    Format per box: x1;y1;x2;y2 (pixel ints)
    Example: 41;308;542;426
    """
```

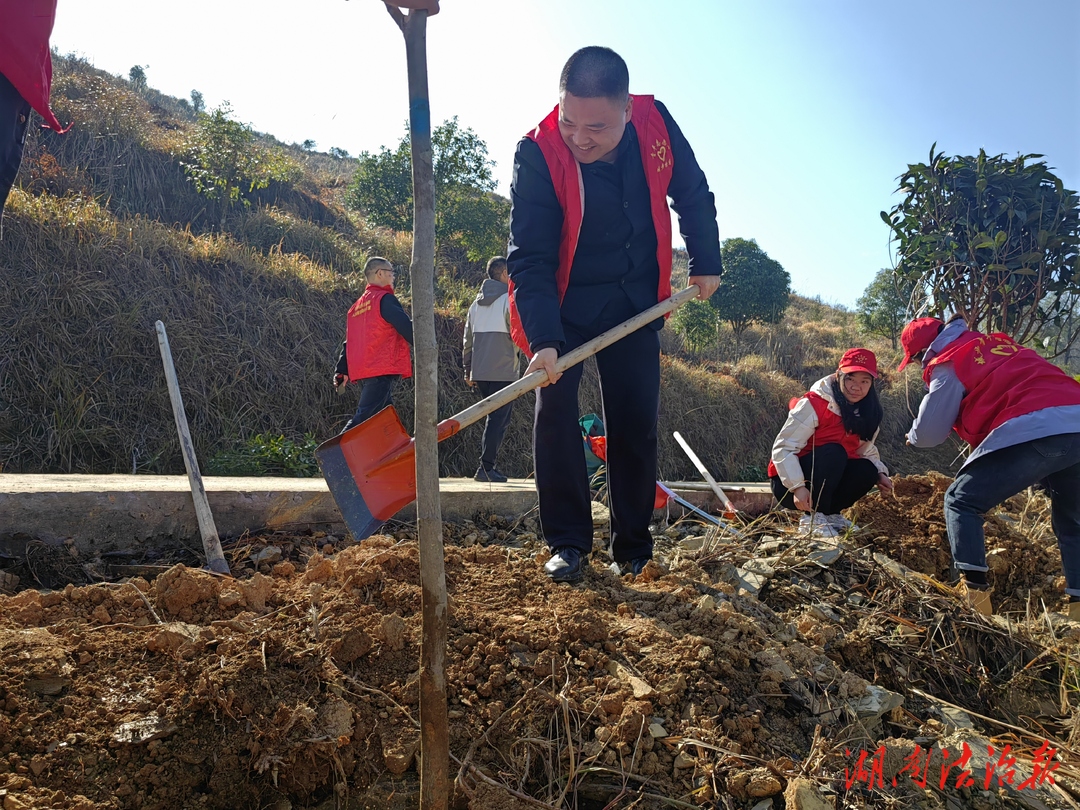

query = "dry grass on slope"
0;189;957;480
0;192;355;474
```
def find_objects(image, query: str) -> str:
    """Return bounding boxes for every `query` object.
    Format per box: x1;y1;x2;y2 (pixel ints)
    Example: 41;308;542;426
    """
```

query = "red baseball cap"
898;317;944;371
838;348;878;378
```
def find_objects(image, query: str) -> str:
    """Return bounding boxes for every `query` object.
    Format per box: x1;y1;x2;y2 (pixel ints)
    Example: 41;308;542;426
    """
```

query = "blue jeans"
945;432;1080;596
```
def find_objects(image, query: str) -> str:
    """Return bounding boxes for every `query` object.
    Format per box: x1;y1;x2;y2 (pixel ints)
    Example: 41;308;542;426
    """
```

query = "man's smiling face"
557;92;632;164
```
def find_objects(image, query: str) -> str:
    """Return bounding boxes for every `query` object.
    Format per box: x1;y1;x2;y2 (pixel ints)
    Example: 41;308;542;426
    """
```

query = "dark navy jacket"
507;100;721;352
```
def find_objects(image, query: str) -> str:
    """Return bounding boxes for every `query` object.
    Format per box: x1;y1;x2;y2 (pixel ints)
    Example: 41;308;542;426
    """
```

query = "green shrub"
206;433;319;477
669;299;719;355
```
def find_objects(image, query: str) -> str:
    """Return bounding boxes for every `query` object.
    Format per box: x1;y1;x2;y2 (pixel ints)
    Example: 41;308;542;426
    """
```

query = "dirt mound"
1;485;1078;809
850;472;1066;613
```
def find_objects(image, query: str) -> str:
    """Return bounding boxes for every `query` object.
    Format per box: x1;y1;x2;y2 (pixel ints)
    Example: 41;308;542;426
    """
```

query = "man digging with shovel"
507;46;722;583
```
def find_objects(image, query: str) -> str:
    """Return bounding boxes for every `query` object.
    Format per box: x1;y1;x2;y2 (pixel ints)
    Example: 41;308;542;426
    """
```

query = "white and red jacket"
925;330;1080;448
908;322;1080;466
768;376;888;489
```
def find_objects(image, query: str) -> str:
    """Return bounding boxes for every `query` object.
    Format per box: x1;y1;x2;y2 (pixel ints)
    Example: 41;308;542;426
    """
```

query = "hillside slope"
0;55;958;482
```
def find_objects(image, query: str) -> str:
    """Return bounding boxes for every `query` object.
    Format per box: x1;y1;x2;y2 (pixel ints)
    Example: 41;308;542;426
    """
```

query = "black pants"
343;374;398;432
770;443;879;514
534;295;661;563
0;71;32;215
475;380;514;471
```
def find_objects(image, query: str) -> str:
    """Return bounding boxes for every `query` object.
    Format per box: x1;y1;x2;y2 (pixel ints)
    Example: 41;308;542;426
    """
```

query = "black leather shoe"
544;548;584;582
627;557;651;576
474;466;508;483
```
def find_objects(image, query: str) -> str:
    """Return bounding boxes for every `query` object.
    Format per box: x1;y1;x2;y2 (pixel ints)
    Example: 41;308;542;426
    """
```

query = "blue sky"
52;0;1079;308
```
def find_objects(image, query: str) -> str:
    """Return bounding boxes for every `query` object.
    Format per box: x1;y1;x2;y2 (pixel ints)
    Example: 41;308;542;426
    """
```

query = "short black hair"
559;46;629;101
486;256;507;279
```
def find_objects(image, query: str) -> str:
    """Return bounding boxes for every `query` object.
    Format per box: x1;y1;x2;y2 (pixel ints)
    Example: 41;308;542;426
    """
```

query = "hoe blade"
315;406;418;540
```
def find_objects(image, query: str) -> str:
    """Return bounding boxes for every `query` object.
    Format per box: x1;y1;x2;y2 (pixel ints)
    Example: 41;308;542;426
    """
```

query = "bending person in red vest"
507;47;722;583
768;349;893;538
901;316;1080;617
334;257;413;432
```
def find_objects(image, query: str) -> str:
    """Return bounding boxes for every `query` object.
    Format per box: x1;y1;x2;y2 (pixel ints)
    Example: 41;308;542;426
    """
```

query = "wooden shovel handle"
438;285;700;439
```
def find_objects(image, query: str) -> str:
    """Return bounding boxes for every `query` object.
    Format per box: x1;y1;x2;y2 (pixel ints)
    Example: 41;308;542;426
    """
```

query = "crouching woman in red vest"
901;316;1080;617
333;257;413;432
768;349;893;537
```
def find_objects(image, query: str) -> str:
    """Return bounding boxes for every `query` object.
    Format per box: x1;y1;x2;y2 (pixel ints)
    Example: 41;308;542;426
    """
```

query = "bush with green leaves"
128;65;147;91
346;117;510;262
710;238;791;353
882;145;1080;353
856;268;915;350
182;103;300;226
670;298;719;354
206;433;320;477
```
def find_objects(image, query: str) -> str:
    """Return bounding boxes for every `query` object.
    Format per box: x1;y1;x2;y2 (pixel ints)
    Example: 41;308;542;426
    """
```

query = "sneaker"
543;548;584;583
827;514;859;531
798;513;839;538
474;466;508;483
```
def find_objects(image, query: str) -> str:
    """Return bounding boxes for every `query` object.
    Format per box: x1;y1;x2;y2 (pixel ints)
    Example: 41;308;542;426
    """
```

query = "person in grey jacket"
463;256;520;482
901;315;1080;617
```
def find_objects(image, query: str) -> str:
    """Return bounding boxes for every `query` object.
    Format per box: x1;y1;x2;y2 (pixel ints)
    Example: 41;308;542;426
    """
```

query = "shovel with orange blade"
316;285;701;541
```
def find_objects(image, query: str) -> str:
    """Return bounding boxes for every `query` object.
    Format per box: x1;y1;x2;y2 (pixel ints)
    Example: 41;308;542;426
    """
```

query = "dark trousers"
944;433;1080;596
343;374;398;432
770;443;879;514
0;71;32;215
534;298;660;563
475;380;514;471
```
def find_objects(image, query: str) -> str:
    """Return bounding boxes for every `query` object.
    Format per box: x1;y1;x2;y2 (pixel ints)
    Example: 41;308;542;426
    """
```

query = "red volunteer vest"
345;285;412;380
508;94;675;354
0;0;66;132
766;392;862;479
925;330;1080;448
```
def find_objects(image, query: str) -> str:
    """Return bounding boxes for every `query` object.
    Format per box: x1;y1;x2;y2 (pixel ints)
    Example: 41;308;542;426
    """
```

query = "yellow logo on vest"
650;139;672;173
351;299;373;317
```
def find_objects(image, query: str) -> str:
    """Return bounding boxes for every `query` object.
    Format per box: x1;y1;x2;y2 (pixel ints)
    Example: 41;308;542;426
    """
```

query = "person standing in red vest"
768;349;893;538
0;0;67;216
901;316;1080;617
507;46;722;583
333;257;413;432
